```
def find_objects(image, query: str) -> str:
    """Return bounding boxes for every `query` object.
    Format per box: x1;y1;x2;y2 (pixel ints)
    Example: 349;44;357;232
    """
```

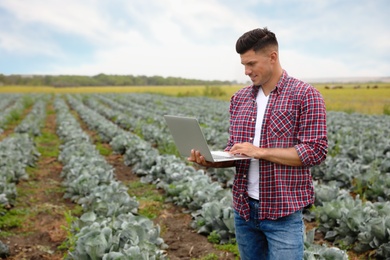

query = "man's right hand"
187;149;213;167
187;149;235;168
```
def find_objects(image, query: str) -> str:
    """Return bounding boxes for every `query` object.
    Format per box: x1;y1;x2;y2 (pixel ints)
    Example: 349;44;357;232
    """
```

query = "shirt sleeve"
294;87;328;167
225;94;236;151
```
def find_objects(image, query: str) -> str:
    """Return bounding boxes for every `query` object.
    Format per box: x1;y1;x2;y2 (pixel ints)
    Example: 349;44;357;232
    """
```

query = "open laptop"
164;115;251;162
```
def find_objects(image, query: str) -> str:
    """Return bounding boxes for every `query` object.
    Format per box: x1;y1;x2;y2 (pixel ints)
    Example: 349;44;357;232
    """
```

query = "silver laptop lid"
164;115;215;161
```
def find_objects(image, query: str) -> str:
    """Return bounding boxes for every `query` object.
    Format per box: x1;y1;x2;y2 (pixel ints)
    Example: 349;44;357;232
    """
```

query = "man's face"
240;49;272;86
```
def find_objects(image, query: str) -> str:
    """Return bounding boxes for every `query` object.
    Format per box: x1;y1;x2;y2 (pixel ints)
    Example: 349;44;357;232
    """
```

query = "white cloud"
0;0;108;41
29;0;259;80
281;50;355;79
281;49;390;80
0;0;389;81
0;24;65;58
50;37;240;81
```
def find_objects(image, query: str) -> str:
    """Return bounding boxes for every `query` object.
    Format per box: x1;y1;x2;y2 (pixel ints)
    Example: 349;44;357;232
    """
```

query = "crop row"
0;94;25;134
0;95;47;208
0;95;45;256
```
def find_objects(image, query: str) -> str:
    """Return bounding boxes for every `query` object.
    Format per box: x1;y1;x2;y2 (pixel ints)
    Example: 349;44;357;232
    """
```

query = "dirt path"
0;102;75;259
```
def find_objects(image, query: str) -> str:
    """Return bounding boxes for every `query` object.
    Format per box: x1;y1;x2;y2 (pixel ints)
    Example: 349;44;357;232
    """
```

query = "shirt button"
252;118;255;121
250;137;253;141
243;175;246;178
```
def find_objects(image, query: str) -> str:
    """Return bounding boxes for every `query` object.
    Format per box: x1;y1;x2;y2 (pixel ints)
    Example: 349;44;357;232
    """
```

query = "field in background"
317;84;390;115
1;82;389;115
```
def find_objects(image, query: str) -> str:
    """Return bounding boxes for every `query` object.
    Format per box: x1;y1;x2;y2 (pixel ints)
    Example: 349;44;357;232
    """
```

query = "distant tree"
0;74;5;85
0;73;236;86
44;75;53;86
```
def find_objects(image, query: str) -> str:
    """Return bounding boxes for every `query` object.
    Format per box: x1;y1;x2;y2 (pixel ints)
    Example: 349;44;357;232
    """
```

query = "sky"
0;0;389;83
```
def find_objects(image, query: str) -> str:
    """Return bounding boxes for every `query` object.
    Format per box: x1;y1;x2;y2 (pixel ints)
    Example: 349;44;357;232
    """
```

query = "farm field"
1;82;390;115
0;91;389;259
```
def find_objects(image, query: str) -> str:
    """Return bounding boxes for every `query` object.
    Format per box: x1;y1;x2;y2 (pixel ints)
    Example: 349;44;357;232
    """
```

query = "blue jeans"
234;198;304;260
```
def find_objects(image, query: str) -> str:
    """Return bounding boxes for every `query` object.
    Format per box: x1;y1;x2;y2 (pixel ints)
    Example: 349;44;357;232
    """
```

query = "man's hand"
187;149;213;167
229;142;303;166
187;149;236;168
229;142;259;158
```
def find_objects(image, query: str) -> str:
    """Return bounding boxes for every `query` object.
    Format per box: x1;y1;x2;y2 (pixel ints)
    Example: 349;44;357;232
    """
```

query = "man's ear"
270;51;278;63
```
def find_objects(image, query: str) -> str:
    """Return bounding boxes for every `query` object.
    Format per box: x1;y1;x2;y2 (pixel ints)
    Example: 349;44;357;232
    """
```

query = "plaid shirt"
226;70;328;220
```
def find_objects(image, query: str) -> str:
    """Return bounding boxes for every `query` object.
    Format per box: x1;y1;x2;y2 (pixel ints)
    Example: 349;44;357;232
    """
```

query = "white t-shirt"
248;87;269;200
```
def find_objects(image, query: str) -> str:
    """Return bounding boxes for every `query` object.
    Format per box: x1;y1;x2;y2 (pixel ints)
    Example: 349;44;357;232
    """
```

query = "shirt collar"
273;69;288;95
251;84;261;98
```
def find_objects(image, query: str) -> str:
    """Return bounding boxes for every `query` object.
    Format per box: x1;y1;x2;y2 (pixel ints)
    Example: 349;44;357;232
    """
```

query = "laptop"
164;115;251;162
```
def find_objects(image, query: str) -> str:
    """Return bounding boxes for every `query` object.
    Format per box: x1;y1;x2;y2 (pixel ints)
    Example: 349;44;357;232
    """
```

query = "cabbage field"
0;92;389;259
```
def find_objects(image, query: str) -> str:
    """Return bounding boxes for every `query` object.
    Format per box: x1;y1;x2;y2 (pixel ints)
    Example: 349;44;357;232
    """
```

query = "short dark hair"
236;27;278;54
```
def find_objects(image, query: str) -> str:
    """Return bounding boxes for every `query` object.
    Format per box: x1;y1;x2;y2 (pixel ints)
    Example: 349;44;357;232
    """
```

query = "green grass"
127;182;165;219
58;210;81;253
157;141;180;156
191;254;219;260
215;243;240;260
44;184;66;196
95;142;112;156
35;131;60;157
207;230;222;244
206;231;239;258
0;208;27;231
22;95;34;108
6;109;22;125
384;103;390;115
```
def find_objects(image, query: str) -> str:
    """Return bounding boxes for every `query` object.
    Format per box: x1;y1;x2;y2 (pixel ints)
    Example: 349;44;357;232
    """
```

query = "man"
188;27;328;260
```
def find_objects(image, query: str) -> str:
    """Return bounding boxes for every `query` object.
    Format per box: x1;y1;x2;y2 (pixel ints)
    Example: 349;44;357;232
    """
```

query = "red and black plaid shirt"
226;70;328;220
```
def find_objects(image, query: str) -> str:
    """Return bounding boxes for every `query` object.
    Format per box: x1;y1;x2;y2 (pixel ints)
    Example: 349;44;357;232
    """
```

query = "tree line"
0;73;236;87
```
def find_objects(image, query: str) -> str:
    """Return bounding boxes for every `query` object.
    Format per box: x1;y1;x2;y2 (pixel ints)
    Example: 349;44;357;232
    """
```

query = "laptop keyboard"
212;151;234;159
213;154;233;159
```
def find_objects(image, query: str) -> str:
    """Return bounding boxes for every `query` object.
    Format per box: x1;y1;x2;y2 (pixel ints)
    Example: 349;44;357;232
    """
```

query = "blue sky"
0;0;389;82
